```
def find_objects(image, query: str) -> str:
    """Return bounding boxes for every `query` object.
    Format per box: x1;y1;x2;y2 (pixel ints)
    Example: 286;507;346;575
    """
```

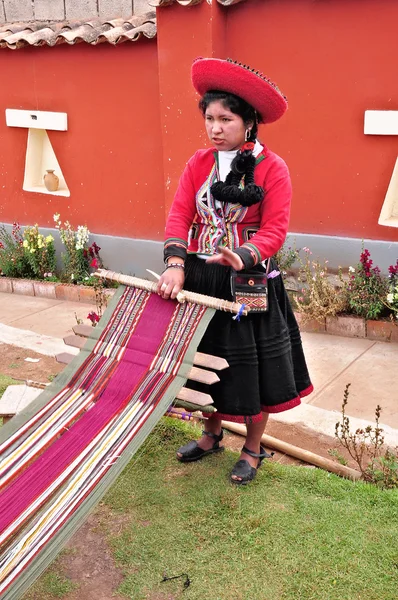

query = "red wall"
0;41;165;239
226;0;398;242
1;1;398;244
156;2;228;212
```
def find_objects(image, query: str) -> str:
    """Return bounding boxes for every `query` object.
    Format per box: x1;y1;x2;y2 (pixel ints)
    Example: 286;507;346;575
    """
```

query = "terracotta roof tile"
154;0;246;5
0;13;156;50
154;0;202;6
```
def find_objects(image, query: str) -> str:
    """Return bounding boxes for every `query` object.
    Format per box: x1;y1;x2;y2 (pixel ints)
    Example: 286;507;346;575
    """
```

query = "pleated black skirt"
184;255;313;423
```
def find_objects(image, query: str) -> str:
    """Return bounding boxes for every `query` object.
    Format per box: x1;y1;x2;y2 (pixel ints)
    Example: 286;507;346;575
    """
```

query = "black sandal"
230;445;273;486
176;430;224;463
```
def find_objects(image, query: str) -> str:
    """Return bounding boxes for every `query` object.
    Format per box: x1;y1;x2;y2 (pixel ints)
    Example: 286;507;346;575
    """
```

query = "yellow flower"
23;240;29;248
46;235;54;243
30;248;35;254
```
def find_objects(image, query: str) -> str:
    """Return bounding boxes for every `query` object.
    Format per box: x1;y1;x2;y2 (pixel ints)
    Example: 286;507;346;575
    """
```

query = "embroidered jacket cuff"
164;244;187;263
234;247;256;270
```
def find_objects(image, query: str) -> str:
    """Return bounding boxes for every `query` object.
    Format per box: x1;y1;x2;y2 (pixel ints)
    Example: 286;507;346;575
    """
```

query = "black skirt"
184;255;313;424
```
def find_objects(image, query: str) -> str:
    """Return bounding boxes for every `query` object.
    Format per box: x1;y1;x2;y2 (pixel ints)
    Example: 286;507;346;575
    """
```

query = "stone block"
0;277;13;293
294;311;326;333
33;281;57;300
0;385;41;418
99;0;133;18
78;286;97;304
55;284;80;302
65;0;98;20
4;0;34;21
391;323;398;343
64;334;86;349
366;319;397;343
12;279;35;296
34;0;65;21
56;352;75;365
326;315;366;338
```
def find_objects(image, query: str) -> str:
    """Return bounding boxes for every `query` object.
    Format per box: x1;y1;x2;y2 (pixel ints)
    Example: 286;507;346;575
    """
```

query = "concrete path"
0;292;397;444
0;292;92;338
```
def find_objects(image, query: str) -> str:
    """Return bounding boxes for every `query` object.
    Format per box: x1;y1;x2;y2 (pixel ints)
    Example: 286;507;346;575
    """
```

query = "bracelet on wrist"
164;263;185;272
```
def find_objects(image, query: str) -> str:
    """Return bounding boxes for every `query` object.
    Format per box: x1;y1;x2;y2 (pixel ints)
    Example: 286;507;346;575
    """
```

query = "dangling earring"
245;129;251;142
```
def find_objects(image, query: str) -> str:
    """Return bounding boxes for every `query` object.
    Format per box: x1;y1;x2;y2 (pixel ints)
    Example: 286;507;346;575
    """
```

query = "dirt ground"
0;342;353;600
0;343;64;383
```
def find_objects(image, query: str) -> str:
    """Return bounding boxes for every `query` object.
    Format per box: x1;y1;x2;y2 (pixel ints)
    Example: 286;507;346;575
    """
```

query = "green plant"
274;239;300;277
335;384;398;489
86;278;109;327
385;259;398;320
53;213;105;285
0;374;19;399
294;247;348;321
23;224;56;279
327;448;348;466
346;248;389;320
0;223;33;278
53;213;90;284
93;276;108;318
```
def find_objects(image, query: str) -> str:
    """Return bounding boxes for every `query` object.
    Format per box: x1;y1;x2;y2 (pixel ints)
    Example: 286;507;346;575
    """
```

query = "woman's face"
204;100;251;151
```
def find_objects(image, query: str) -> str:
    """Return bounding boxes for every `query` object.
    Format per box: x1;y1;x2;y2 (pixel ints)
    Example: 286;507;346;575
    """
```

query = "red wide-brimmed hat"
191;57;288;124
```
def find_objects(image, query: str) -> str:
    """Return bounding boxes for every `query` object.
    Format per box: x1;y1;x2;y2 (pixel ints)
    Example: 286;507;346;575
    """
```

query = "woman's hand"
206;247;244;271
157;267;185;300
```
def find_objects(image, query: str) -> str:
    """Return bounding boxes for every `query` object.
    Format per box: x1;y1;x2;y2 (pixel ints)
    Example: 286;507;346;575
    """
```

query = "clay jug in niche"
44;170;59;192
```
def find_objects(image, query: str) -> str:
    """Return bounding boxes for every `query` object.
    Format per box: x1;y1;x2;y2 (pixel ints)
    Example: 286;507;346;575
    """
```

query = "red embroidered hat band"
191;57;288;124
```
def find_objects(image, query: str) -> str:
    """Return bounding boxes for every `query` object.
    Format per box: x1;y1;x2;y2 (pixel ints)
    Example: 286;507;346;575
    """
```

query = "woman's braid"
211;146;265;207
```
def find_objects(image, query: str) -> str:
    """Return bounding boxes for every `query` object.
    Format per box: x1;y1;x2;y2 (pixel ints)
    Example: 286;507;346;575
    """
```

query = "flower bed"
1;223;397;341
278;240;398;343
0;276;115;305
0;217;116;326
294;312;397;343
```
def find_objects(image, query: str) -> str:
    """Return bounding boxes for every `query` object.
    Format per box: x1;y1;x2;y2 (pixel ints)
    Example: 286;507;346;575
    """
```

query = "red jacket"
165;145;292;268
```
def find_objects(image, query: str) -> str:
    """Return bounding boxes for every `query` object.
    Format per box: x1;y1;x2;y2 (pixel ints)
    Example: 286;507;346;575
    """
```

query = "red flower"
388;260;398;277
90;258;98;268
87;311;100;323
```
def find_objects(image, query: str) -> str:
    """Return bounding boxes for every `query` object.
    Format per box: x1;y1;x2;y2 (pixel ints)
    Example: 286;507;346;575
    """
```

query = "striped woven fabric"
0;285;215;599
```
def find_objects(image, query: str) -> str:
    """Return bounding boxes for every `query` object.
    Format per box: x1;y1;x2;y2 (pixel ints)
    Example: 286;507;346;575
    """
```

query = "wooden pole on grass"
221;421;362;481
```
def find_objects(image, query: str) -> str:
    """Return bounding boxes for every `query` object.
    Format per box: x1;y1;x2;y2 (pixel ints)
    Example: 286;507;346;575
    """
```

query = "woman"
157;58;313;485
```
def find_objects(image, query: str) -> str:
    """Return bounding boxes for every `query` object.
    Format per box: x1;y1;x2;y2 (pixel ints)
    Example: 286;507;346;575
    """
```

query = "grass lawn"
103;419;398;600
0;373;19;399
11;418;398;600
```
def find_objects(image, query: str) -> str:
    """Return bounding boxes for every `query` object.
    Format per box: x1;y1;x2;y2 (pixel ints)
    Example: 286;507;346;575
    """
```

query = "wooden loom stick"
94;269;249;316
221;421;361;481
